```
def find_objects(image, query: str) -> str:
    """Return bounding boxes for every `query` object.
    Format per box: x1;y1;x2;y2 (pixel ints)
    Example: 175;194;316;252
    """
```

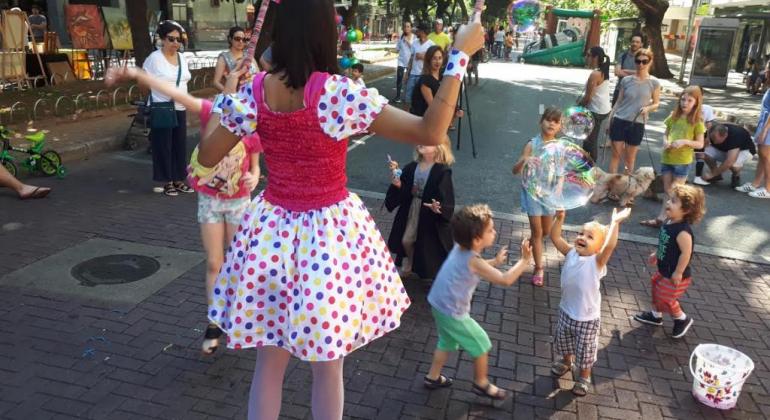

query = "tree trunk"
435;0;451;21
342;0;359;27
631;0;674;79
456;0;469;22
126;0;153;68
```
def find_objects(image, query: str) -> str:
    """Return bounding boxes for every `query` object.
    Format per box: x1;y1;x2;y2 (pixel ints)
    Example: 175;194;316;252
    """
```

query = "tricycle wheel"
38;150;62;176
2;159;17;177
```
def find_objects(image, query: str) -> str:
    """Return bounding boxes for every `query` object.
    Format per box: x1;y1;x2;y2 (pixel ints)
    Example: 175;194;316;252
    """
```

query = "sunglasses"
165;36;182;43
635;58;650;65
232;36;247;42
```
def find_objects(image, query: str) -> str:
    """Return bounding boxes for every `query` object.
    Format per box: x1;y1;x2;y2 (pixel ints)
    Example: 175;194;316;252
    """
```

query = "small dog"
591;166;657;207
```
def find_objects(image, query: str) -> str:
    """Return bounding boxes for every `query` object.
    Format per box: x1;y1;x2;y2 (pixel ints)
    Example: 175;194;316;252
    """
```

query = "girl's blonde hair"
671;85;703;126
415;140;455;165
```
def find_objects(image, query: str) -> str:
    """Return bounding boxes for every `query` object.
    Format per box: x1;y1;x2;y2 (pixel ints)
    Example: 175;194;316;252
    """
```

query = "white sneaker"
735;182;757;193
693;176;710;186
749;188;770;199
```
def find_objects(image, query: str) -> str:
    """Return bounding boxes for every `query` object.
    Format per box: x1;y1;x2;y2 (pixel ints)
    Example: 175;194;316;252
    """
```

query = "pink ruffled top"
215;71;388;211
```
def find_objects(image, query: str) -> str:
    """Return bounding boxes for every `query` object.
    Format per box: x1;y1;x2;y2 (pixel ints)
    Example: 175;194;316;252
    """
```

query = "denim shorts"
660;163;690;178
520;188;556;216
609;117;645;146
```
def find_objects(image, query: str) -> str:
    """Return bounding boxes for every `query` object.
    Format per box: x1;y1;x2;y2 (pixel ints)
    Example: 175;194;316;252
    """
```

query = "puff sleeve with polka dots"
317;74;388;141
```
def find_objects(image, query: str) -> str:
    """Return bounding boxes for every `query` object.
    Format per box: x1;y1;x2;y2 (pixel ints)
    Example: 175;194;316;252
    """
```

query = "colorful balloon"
508;0;541;33
335;14;343;25
339;28;347;42
349;57;359;66
522;138;595;210
561;106;595;141
340;57;352;69
347;29;358;42
355;29;364;42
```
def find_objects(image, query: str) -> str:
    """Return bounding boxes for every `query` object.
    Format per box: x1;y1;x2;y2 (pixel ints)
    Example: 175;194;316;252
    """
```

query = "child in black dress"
386;141;455;279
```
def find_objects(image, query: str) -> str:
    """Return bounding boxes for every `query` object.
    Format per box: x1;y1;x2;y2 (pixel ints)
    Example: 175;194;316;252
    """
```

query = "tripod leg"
455;83;464;151
463;82;477;158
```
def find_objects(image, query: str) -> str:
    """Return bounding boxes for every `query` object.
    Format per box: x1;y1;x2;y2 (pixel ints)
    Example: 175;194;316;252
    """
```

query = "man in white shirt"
394;21;415;103
404;23;434;105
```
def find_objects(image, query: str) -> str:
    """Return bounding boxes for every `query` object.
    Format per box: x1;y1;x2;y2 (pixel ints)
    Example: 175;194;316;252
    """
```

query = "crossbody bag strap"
176;53;182;87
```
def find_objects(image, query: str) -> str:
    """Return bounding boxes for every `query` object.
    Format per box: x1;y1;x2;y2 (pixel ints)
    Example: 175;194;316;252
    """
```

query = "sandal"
201;324;223;355
551;360;573;377
163;183;178;197
173;182;194;194
639;219;663;228
19;186;51;200
531;267;544;287
472;382;509;401
423;374;454;389
572;377;592;396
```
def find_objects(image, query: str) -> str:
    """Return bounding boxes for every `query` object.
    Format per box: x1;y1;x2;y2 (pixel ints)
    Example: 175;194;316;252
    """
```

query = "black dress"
385;161;455;279
409;74;441;117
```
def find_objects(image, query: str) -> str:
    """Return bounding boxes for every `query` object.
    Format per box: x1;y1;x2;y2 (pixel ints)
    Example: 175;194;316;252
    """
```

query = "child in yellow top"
641;86;705;228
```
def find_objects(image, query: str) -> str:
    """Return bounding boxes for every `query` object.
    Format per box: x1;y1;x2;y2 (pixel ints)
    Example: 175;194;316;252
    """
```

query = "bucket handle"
689;344;702;379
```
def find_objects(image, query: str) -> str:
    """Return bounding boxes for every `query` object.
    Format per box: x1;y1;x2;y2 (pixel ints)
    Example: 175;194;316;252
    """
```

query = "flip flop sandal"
423;374;454;389
572;377;592;396
163;183;179;197
472;382;509;401
551;361;573;377
20;186;51;200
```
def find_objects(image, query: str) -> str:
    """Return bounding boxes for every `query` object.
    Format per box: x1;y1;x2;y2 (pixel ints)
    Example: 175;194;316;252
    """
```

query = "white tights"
247;346;344;420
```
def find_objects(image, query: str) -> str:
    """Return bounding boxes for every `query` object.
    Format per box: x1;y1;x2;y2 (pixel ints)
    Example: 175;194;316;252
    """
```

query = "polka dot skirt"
209;192;411;361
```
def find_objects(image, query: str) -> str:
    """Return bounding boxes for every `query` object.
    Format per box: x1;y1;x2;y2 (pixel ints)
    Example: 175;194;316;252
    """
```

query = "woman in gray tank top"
607;48;661;174
213;26;252;92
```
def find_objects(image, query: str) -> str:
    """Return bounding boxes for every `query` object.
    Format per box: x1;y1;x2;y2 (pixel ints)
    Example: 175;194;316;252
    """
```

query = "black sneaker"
672;317;693;338
731;173;741;189
710;174;724;183
633;311;663;326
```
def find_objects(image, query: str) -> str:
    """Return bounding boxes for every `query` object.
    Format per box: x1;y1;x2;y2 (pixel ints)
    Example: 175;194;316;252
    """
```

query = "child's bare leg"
578;367;591;380
473;352;490;386
427;349;450;380
528;216;545;274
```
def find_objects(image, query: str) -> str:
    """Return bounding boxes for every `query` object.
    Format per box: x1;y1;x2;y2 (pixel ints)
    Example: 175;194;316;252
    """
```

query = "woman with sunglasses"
213;26;257;92
142;20;193;196
607;48;661;174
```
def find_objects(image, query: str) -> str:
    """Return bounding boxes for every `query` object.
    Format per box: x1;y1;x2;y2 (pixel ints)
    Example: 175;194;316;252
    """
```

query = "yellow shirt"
662;116;705;165
428;32;451;51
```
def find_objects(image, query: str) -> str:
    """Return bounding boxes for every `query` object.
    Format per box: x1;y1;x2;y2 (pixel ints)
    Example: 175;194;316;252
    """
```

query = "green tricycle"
0;125;66;178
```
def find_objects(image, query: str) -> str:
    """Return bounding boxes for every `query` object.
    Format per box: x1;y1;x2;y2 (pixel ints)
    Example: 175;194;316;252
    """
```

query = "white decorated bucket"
689;343;754;410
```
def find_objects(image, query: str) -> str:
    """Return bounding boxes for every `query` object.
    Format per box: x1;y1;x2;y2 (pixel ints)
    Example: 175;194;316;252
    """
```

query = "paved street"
349;61;770;261
1;59;770;420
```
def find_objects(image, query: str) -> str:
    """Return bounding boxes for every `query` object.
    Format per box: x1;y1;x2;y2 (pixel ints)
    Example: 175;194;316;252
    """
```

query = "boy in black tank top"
633;185;706;338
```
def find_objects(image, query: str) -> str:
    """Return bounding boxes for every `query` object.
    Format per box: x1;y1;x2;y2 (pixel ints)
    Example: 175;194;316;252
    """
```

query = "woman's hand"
104;66;138;87
388;160;399;171
452;22;484;56
223;65;250;94
667;139;688;149
639;105;650;122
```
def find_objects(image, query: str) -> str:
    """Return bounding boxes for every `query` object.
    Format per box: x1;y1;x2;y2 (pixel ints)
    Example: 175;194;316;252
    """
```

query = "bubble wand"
241;0;280;74
471;0;485;23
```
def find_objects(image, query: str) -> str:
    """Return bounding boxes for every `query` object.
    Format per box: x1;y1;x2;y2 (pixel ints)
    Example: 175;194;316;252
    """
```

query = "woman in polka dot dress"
196;1;483;418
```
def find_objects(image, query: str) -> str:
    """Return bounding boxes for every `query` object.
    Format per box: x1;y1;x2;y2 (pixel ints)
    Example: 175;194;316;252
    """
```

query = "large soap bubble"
561;106;595;141
522;138;595;210
509;0;541;33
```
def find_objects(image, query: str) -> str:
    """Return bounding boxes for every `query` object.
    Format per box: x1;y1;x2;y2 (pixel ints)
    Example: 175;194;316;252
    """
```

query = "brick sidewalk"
1;160;770;419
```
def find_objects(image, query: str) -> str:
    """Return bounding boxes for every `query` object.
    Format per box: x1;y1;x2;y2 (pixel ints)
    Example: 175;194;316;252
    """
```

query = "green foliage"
549;0;638;20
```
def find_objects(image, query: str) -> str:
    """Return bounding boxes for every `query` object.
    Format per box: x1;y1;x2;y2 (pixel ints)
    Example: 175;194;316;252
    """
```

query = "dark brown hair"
422;46;444;75
270;0;339;89
540;106;562;123
670;184;706;224
451;204;494;249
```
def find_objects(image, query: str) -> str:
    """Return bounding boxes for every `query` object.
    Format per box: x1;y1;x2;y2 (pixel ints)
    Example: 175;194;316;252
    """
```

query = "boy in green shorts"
424;204;532;401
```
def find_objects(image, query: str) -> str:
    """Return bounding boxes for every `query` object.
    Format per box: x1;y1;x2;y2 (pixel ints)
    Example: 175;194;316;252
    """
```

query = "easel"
0;10;47;88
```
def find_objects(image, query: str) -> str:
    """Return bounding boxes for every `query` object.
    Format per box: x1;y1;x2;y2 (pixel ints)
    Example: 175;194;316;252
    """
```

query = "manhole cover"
71;254;160;287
